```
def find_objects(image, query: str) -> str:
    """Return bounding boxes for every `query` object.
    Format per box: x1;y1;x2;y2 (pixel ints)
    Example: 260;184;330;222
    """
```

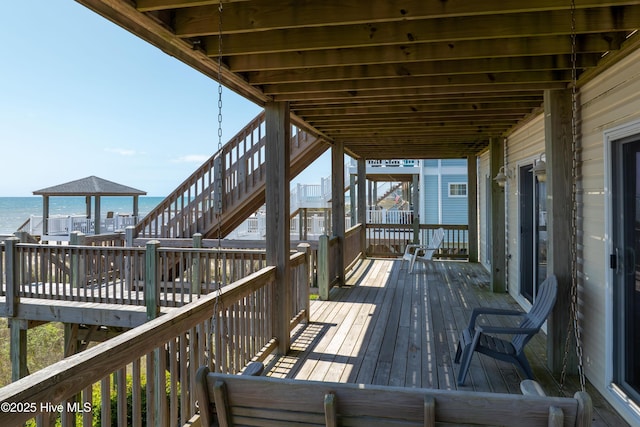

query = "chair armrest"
476;325;540;336
468;307;524;329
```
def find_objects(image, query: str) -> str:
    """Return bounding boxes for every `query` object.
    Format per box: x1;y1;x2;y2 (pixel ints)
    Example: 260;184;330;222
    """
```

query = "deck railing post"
192;233;202;294
5;237;20;317
125;226;134;291
297;243;311;323
70;231;86;288
318;235;330;301
145;240;160;320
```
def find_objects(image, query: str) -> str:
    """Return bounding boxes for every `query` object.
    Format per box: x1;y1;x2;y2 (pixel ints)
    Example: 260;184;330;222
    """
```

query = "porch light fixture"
493;166;509;188
532;154;547;182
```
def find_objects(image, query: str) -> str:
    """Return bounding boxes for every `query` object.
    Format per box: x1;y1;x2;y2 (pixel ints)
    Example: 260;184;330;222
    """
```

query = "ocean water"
0;196;164;235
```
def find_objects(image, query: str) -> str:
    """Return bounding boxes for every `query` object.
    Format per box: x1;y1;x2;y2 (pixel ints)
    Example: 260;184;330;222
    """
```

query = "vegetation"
0;319;64;387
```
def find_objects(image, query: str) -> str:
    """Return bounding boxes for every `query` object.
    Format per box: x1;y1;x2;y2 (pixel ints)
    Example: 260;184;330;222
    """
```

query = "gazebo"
33;176;146;237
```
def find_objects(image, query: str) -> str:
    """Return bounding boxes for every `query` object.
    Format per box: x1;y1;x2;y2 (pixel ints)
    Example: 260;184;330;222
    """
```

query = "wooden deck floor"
264;258;628;427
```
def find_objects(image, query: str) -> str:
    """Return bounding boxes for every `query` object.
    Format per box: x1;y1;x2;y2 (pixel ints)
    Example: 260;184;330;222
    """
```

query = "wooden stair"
135;112;329;239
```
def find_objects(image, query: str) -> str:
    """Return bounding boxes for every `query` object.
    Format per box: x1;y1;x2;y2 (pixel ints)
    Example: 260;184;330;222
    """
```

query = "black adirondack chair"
454;275;558;386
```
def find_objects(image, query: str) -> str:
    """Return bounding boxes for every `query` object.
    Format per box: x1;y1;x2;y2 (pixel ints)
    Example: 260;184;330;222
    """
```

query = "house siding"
504;114;546;307
493;47;640;425
577;47;640;425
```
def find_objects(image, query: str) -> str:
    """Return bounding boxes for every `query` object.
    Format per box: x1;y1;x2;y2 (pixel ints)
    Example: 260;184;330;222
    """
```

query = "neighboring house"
421;159;468;225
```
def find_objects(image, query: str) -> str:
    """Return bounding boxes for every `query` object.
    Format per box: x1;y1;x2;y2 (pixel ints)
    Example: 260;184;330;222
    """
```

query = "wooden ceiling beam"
226;34;616;72
290;94;544;108
197;7;640;54
295;102;542;117
327;122;512;135
246;54;601;85
318;121;521;131
272;82;567;102
136;0;248;13
262;71;571;95
173;0;640;36
306;112;530;124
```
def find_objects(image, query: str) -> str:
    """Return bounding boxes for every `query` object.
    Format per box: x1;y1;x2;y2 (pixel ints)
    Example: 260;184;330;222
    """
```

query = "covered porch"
270;259;625;426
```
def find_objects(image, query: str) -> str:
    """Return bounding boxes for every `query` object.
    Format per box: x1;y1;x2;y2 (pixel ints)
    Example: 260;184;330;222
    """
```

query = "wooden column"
133;195;139;220
490;137;506;293
10;319;28;381
331;140;345;286
357;159;367;255
467;155;479;262
349;173;356;226
544;89;576;374
42;195;49;237
265;101;291;354
145;240;160;320
94;195;102;235
412;174;420;244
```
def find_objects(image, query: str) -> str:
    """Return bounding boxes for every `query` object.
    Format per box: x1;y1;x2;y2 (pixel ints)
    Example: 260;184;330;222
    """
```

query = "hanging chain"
217;0;223;153
560;0;587;394
211;0;224;372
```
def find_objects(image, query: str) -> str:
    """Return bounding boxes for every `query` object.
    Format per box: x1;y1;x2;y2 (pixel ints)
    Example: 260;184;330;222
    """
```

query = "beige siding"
504;115;546;304
577;47;640;414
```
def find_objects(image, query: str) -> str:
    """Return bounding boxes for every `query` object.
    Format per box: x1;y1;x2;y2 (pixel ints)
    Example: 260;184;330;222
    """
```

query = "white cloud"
105;147;138;156
173;154;209;163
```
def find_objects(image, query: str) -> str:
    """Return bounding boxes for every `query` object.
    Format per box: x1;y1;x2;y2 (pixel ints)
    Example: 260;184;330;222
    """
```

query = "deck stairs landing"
135;112;328;239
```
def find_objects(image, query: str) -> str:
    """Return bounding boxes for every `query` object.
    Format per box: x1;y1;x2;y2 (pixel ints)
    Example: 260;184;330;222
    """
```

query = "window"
448;183;467;197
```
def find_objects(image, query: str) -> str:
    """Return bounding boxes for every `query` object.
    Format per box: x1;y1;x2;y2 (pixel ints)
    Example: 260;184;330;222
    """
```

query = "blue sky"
0;0;329;197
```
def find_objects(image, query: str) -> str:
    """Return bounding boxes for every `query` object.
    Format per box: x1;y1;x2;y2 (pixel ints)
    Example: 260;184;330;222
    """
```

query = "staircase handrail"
136;112;326;239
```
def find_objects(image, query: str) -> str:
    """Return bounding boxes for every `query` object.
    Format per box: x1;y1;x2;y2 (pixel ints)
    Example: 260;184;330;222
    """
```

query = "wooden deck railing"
135;112;325;239
0;252;310;426
317;223;365;300
0;237;282;309
366;223;469;260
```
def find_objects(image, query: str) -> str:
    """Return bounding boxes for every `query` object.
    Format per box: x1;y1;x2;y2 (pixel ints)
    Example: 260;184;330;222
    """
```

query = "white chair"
401;227;445;273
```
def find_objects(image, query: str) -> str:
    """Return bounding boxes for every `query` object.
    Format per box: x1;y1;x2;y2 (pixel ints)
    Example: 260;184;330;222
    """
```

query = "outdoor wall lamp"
493;166;510;187
532;154;547;182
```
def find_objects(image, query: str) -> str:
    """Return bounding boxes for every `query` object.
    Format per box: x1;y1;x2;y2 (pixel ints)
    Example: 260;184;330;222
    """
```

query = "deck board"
264;258;629;427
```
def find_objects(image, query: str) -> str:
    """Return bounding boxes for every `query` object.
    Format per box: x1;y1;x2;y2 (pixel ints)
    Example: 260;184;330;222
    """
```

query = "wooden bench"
195;366;592;427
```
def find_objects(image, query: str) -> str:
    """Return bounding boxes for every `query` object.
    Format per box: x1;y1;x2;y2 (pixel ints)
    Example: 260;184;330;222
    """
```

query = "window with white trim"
448;182;467;197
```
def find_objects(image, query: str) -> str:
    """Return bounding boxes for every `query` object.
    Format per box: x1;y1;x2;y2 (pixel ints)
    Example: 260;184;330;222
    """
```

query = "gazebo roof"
33;176;146;197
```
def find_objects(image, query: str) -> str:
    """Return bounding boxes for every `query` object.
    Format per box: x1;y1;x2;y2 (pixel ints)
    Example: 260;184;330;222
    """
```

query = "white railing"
290;183;328;213
25;214;138;239
367;209;414;224
228;213;330;240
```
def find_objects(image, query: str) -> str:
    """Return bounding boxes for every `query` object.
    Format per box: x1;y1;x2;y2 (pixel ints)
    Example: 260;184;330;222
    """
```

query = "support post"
467;155;479;262
349;173;356;226
412;174;420;244
490;137;506;293
94;195;101;235
5;237;20;317
331;140;345;286
64;323;79;357
192;233;203;294
265;101;291;355
297;243;311;324
42;195;49;237
70;231;86;288
9;319;28;381
318;235;330;301
145;240;160;320
125;226;135;291
357;159;367;256
544;89;577;374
